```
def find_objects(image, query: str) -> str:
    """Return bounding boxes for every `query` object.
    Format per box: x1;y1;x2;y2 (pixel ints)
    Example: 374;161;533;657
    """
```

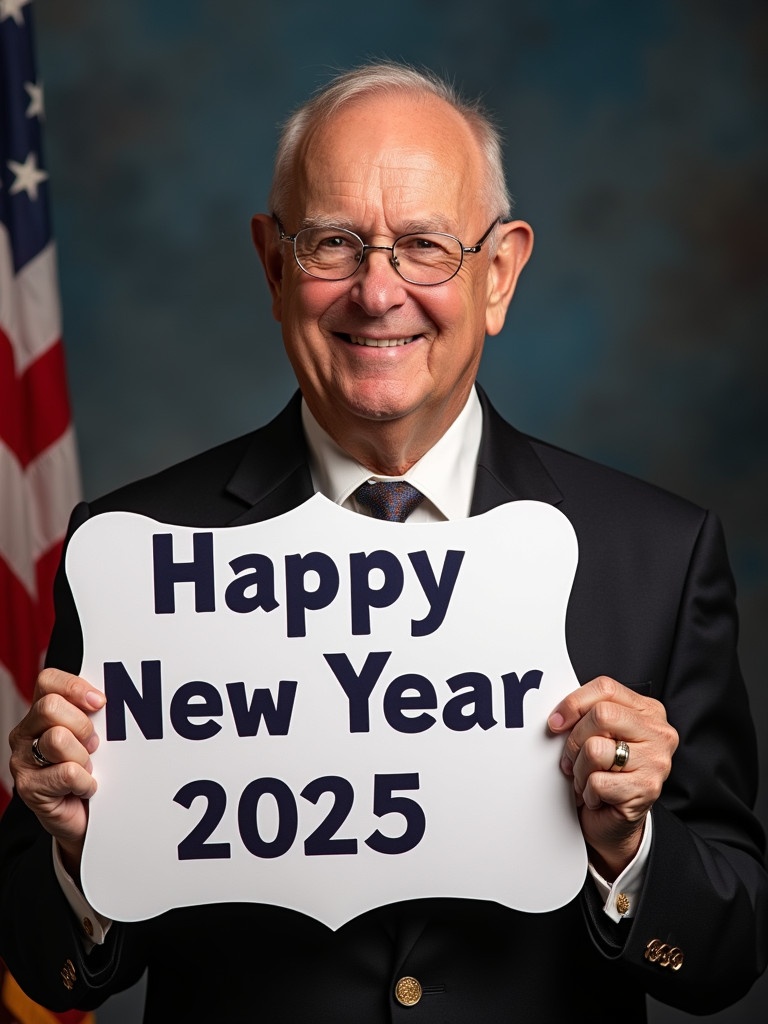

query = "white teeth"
348;336;415;347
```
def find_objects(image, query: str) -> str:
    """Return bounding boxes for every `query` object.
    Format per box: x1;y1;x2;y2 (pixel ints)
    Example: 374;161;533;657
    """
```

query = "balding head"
268;62;512;226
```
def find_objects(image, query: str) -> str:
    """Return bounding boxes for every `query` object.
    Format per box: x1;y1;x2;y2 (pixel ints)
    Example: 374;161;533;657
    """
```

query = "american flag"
1;1;92;1021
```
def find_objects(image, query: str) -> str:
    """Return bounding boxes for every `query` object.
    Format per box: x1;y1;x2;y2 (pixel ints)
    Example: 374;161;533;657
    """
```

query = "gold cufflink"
644;939;684;971
61;959;77;990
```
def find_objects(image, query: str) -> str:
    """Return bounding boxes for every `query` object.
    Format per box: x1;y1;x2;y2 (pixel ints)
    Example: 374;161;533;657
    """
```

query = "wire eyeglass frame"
273;215;501;286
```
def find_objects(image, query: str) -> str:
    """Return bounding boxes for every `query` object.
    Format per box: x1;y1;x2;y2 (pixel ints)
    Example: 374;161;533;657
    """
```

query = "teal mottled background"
34;0;767;1020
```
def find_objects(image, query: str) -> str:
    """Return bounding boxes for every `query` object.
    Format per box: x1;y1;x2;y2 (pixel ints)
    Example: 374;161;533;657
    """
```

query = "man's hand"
548;676;678;880
8;669;105;876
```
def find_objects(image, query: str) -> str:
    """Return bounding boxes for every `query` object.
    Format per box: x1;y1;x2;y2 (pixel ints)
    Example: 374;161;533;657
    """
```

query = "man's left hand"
548;676;679;879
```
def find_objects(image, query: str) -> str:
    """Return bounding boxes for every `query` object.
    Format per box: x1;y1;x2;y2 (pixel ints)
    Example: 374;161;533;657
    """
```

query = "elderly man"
1;63;766;1022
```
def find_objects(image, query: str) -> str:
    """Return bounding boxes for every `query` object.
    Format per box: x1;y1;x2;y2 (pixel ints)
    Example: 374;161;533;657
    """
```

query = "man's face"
254;93;532;467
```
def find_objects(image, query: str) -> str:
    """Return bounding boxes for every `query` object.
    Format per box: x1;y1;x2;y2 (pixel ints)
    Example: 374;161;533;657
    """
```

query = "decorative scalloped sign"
69;495;587;927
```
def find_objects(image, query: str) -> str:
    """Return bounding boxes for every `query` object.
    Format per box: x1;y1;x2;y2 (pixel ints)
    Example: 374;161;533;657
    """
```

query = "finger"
580;757;660;819
21;760;97;805
29;723;95;771
572;736;642;810
560;700;649;773
548;676;649;733
14;760;95;847
12;692;101;758
34;668;105;713
572;735;626;797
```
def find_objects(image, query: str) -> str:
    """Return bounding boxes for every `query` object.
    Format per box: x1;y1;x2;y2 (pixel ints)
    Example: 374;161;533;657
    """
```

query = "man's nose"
349;247;407;315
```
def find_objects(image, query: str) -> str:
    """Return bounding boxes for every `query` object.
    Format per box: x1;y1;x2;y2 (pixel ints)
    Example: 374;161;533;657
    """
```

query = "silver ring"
31;737;54;768
612;739;630;771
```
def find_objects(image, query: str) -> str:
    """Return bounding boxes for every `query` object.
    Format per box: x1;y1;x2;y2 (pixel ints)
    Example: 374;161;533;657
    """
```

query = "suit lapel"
222;385;562;523
224;391;315;525
471;385;563;514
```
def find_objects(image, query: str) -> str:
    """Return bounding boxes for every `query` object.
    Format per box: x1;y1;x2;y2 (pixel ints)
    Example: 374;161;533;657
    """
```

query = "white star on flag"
24;80;45;119
7;150;49;200
0;0;32;27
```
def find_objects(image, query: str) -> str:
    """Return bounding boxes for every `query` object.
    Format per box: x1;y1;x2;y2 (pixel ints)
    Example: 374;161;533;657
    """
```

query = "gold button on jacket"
395;976;423;1006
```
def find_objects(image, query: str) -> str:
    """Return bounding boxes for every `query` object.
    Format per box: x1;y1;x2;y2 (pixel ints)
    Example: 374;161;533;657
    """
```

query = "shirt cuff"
52;840;112;948
587;812;653;923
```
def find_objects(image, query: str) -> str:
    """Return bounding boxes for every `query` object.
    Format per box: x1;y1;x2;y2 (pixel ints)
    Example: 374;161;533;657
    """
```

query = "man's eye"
318;234;351;249
400;235;449;252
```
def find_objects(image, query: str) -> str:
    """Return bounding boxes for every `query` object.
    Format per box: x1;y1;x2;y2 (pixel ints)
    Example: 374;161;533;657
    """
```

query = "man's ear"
251;214;285;321
485;220;534;337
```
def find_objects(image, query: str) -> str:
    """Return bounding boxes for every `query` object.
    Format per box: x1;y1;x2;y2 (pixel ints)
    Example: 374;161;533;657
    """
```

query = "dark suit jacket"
1;388;766;1022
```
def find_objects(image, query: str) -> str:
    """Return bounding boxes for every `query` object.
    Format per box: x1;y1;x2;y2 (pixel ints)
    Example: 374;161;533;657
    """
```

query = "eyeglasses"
274;215;500;286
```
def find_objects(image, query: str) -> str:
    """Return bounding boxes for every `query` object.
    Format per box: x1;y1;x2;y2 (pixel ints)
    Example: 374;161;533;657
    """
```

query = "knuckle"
58;760;82;788
666;723;680;753
8;720;24;749
641;696;668;725
47;724;72;753
592;700;622;731
594;675;619;698
37;692;67;722
36;667;58;692
583;735;609;765
36;667;70;698
9;749;26;779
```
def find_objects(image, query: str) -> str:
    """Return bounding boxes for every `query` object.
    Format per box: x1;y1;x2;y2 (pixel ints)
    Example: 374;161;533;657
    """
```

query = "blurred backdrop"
32;0;767;1020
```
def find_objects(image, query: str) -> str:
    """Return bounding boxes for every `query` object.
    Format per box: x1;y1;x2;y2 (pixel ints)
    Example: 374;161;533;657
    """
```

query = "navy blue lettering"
153;532;215;614
225;680;297;736
284;552;340;637
443;672;497;731
104;660;163;740
349;550;404;635
502;670;544;728
383;674;437;733
323;651;391;732
225;554;279;614
409;550;464;637
170;681;223;740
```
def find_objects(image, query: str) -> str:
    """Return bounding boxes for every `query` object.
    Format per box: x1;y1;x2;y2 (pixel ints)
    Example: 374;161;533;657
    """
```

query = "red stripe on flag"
0;330;73;468
0;557;39;704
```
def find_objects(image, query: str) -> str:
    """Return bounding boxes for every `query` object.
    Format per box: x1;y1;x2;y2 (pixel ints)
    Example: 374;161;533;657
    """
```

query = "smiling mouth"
342;334;420;347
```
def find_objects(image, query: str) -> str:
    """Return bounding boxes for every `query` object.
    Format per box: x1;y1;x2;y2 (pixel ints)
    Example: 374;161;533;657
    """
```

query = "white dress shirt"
55;387;649;942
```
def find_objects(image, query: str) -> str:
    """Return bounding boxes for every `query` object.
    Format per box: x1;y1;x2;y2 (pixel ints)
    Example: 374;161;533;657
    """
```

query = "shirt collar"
301;388;483;521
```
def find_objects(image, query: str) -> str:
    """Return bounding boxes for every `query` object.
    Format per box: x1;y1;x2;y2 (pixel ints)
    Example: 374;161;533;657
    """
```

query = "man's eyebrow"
299;216;461;236
298;215;362;232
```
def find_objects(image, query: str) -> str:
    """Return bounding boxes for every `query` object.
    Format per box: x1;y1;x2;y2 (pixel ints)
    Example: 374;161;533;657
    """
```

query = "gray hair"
268;61;513;225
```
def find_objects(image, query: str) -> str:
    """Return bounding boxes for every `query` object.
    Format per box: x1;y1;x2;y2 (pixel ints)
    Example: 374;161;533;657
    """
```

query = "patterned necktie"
354;480;425;523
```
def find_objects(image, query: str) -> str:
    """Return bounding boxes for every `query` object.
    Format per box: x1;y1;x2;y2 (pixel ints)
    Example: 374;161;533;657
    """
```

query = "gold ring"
31;737;54;768
612;739;630;771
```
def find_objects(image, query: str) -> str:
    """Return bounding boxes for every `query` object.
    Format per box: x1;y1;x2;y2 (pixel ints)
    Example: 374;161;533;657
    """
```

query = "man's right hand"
8;669;105;876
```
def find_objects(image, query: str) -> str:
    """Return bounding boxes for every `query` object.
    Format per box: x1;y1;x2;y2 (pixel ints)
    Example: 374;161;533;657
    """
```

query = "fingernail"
85;690;105;709
85;734;99;754
560;755;572;776
548;712;565;730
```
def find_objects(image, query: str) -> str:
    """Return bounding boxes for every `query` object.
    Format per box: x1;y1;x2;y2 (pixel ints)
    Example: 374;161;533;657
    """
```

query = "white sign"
69;496;587;927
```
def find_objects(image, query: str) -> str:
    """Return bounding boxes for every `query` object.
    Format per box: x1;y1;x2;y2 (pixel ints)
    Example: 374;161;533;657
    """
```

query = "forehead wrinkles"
290;96;483;225
304;152;461;216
